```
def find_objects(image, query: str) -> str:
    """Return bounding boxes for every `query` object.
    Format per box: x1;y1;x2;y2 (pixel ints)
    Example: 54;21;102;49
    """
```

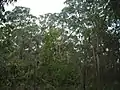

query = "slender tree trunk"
96;36;101;90
83;64;86;90
92;46;97;89
92;36;101;90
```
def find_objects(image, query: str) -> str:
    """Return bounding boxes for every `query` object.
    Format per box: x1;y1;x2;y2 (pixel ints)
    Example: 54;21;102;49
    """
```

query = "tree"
1;0;120;89
59;0;120;89
0;0;17;11
0;6;82;90
0;0;18;22
108;0;120;17
0;6;40;89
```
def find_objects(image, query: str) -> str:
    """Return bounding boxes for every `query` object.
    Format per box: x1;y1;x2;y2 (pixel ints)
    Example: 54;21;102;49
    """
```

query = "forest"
0;0;120;90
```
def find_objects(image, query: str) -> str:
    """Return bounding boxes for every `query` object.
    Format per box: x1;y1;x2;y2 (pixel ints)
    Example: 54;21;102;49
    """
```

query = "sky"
5;0;66;16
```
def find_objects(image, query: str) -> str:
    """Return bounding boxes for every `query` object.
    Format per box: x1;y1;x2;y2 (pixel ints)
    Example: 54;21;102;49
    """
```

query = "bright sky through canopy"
6;0;65;16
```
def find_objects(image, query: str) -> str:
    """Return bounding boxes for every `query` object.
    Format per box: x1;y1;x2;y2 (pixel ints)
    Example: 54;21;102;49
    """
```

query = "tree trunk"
96;36;101;90
83;64;86;90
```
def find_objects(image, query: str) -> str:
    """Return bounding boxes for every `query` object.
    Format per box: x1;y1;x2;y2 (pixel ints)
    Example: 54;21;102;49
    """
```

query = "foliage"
0;0;120;90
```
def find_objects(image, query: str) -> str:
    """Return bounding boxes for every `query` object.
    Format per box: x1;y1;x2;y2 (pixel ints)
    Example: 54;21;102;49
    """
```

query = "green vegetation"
0;0;120;90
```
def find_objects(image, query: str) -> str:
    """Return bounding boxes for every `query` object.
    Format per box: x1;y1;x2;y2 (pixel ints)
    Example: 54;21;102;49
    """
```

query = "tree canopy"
0;0;17;11
0;0;120;90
